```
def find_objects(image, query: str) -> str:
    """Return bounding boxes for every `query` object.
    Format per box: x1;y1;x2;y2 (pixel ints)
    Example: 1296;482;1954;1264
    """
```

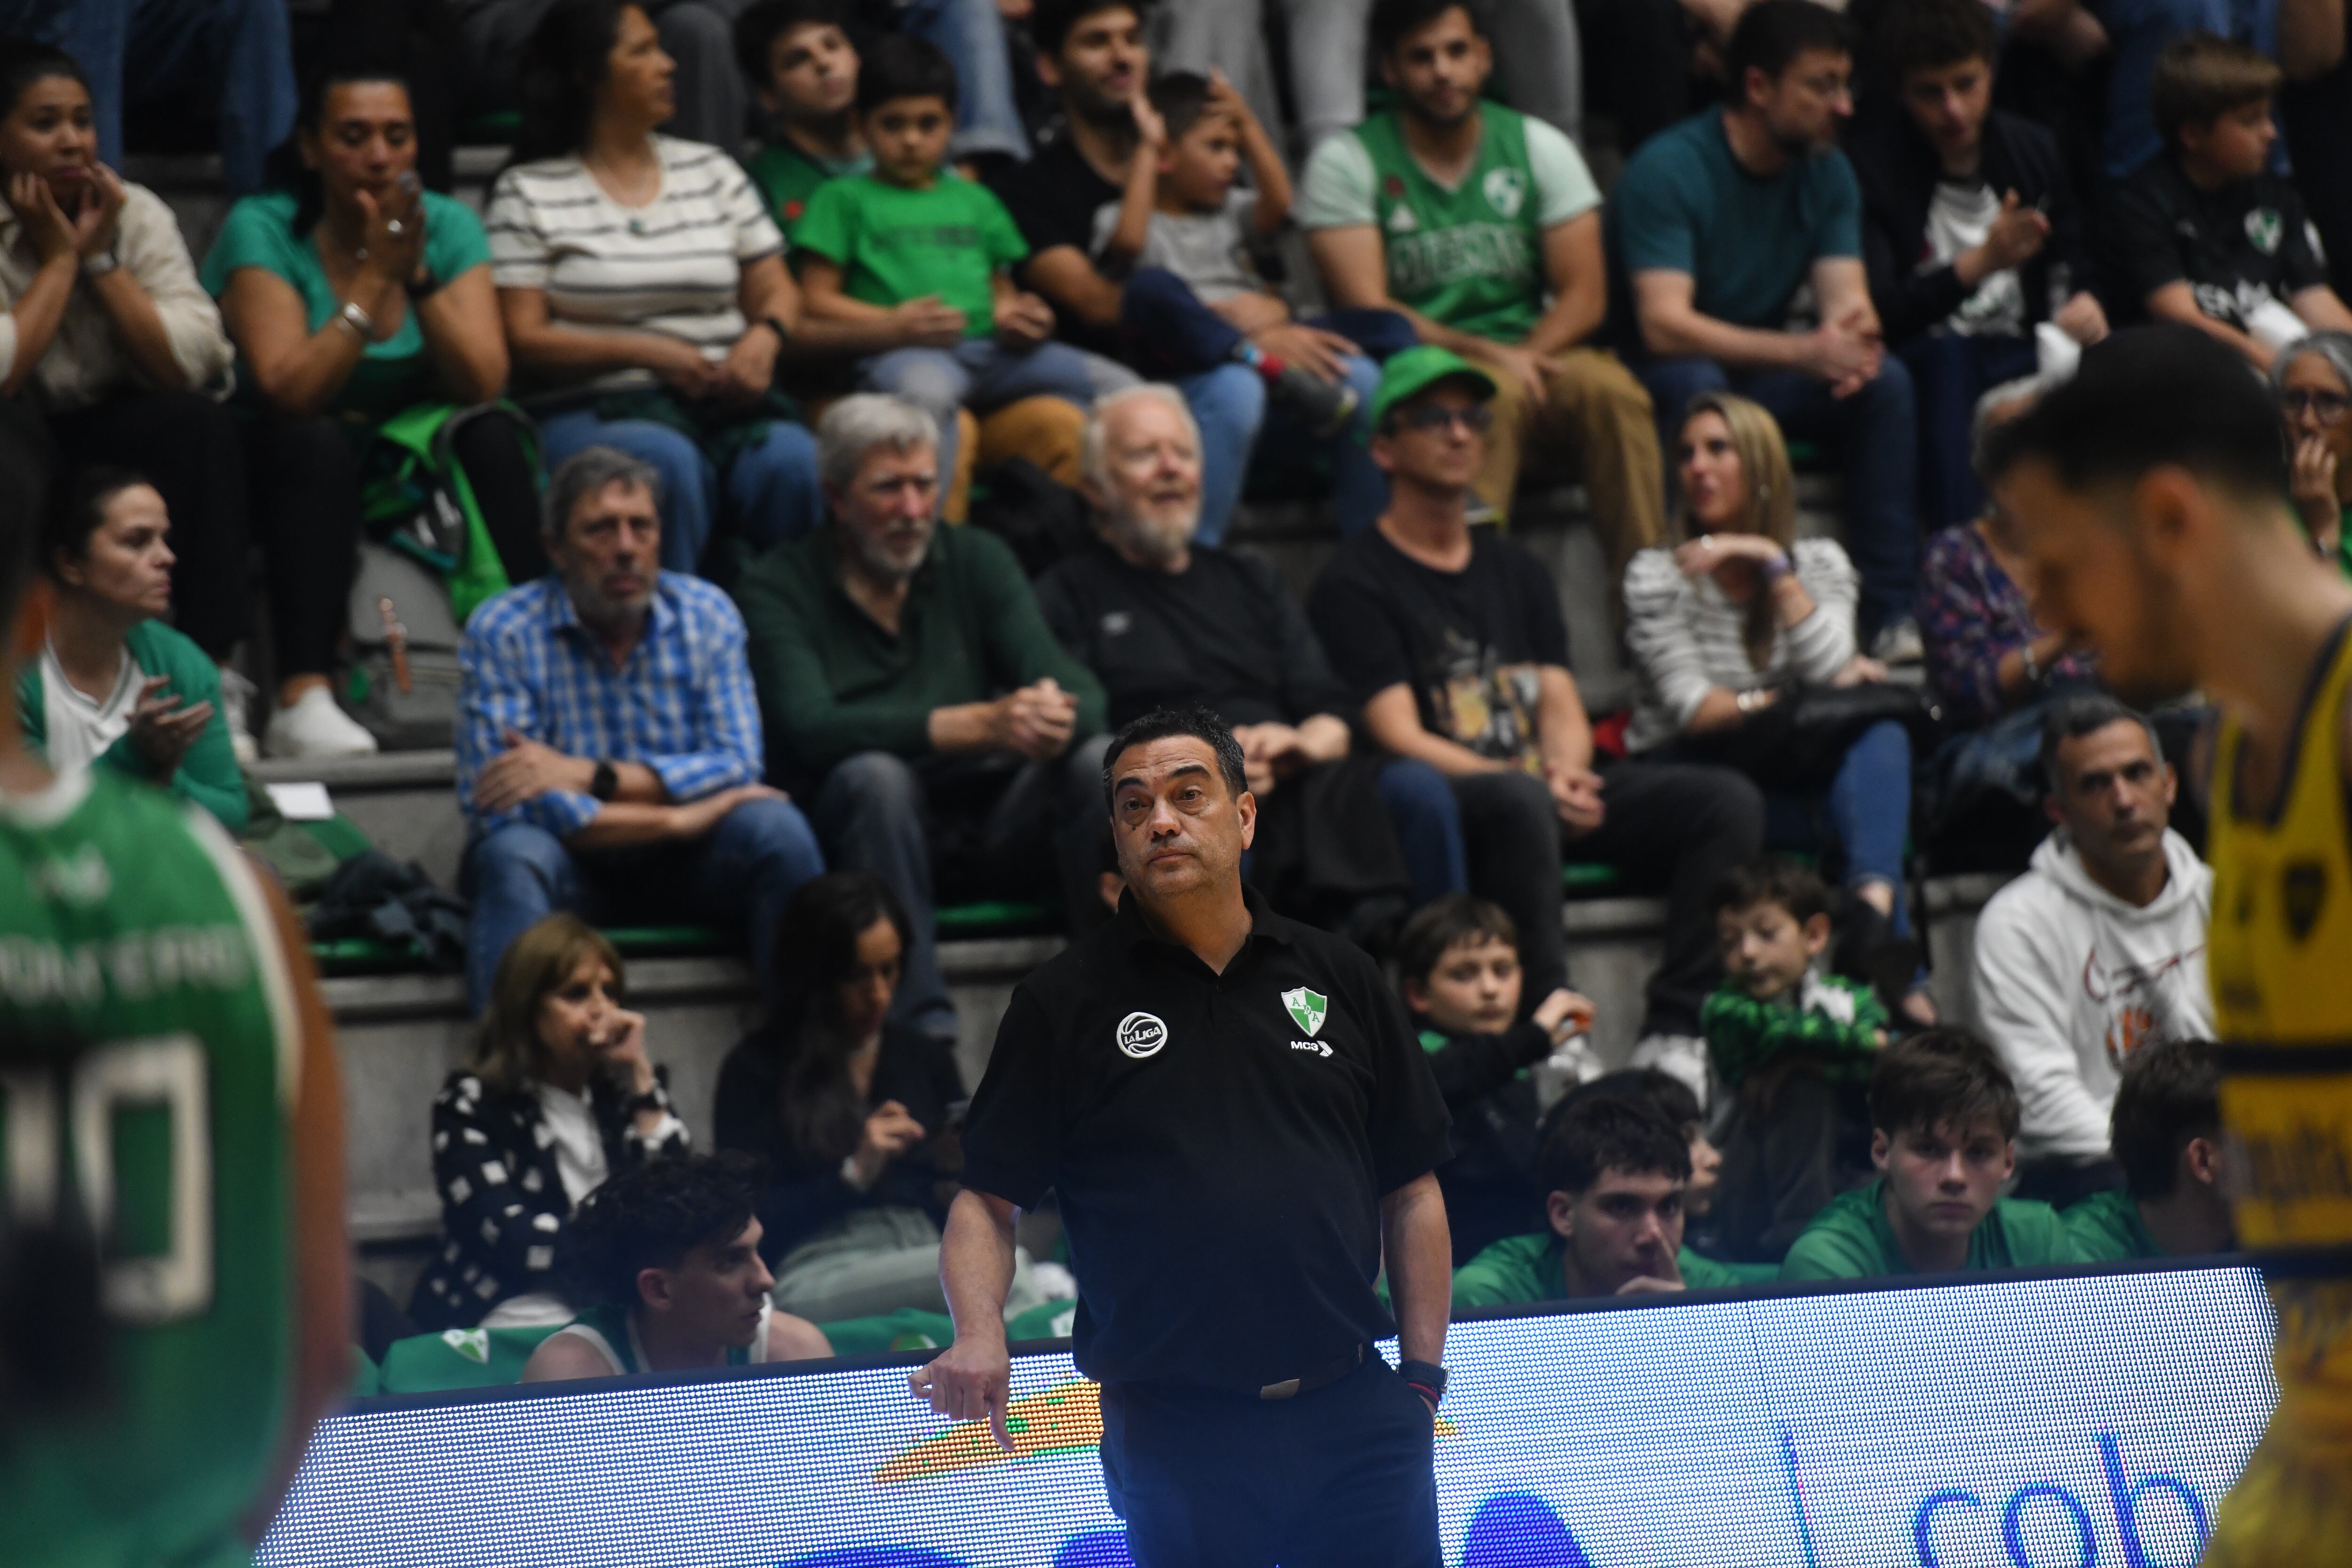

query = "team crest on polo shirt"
1116;1011;1168;1058
1282;987;1329;1036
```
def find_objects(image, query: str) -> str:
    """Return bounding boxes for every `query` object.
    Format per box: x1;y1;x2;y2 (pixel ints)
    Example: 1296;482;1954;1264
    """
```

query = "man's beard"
848;520;932;581
1106;505;1196;567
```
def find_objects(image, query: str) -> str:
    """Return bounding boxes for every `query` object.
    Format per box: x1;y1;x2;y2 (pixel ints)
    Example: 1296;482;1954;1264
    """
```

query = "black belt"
1258;1343;1365;1401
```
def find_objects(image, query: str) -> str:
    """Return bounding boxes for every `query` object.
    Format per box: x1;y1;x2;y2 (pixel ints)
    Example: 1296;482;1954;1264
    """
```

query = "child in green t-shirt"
1701;857;1889;1260
795;34;1125;492
1779;1028;2077;1280
737;0;872;240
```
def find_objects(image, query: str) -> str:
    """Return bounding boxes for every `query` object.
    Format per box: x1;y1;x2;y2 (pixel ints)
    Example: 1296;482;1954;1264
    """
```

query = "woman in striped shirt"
1623;392;1932;1023
489;0;820;573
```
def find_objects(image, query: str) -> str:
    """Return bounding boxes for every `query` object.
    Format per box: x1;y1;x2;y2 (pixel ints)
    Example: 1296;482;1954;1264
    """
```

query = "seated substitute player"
1451;1092;1765;1307
1780;1027;2077;1280
2065;1037;2236;1261
1560;1068;1771;1276
522;1154;831;1381
0;452;351;1564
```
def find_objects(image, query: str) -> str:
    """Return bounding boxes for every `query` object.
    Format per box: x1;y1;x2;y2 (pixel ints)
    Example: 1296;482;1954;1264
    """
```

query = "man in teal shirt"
1454;1094;1776;1309
734;395;1106;1042
1781;1028;2078;1280
2066;1037;2236;1262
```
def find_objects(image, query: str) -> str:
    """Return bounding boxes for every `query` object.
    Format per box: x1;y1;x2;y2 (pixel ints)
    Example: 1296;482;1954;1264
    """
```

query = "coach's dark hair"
511;0;628;167
2111;1038;2223;1201
1868;1026;2022;1142
1146;71;1218;143
856;31;957;115
733;0;857;86
562;1152;764;1313
1560;1068;1705;1141
1707;855;1834;925
0;35;89;125
1539;1095;1692;1198
40;466;151;582
2038;691;2164;795
1395;894;1518;989
1729;0;1853;92
763;871;914;1166
1985;325;2291;503
1372;0;1485;59
1101;704;1248;810
1874;0;1996;83
1031;0;1147;60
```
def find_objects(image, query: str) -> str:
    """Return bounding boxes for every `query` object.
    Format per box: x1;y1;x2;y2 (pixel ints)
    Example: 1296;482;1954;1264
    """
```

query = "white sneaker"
1629;1033;1712;1112
1870;618;1925;666
264;684;379;760
216;665;259;766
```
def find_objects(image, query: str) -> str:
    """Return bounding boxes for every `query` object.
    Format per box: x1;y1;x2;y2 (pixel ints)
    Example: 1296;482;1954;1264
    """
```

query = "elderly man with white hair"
1036;383;1466;919
734;394;1108;1040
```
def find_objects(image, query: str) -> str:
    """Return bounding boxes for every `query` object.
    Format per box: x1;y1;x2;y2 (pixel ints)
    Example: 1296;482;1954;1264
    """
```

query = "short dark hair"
2038;691;2164;795
857;31;957;114
1727;0;1853;89
733;0;856;86
1868;1027;2022;1142
562;1153;763;1313
2152;32;2280;147
0;35;89;125
511;0;628;165
1986;325;2291;502
1874;0;1997;82
41;466;150;581
1100;704;1248;811
1031;0;1144;59
1560;1067;1705;1138
1371;0;1483;59
1146;71;1216;143
1538;1095;1692;1198
1395;894;1518;988
1707;855;1834;925
2110;1038;2222;1200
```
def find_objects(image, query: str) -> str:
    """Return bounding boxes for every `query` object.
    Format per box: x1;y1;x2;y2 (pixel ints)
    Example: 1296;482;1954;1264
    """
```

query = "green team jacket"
1451;1232;1779;1310
16;618;248;831
1779;1178;2077;1281
2062;1188;2164;1262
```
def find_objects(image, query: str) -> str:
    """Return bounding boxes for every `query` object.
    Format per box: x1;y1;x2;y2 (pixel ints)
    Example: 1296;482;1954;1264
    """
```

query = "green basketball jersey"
1355;103;1548;343
0;770;302;1568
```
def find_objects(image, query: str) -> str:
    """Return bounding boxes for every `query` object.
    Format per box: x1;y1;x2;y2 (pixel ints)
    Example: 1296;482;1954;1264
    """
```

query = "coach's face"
1109;735;1255;904
1992;458;2199;705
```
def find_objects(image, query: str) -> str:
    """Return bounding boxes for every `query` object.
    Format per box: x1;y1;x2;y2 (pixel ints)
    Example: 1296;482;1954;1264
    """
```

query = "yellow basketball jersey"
2202;615;2352;1565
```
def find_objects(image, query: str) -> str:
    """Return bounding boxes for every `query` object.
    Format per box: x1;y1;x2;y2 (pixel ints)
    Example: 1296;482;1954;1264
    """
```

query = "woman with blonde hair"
412;914;691;1329
1623;392;1932;1023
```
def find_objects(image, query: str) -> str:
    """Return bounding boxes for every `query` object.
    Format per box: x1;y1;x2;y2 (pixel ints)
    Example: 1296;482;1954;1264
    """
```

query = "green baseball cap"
1366;345;1498;438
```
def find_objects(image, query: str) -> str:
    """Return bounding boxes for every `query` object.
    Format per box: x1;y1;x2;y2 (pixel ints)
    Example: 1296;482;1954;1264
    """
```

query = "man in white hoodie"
1971;693;2214;1206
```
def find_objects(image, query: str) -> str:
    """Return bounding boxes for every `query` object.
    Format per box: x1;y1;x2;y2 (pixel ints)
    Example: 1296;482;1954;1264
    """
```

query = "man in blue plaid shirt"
456;446;826;1009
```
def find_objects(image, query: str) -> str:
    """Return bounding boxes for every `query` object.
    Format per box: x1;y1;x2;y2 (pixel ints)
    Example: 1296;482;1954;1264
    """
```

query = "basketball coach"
910;705;1455;1566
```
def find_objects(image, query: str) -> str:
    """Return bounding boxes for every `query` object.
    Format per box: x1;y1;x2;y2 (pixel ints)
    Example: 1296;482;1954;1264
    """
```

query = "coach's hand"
911;1332;1016;1452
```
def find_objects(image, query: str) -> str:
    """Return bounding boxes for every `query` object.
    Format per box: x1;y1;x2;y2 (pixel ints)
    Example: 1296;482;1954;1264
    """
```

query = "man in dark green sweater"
2065;1037;2235;1263
734;395;1106;1038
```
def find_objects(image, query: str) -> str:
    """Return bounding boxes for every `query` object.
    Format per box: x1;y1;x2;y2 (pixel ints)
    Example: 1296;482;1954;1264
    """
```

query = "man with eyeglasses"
1613;0;1926;663
1310;348;1765;1073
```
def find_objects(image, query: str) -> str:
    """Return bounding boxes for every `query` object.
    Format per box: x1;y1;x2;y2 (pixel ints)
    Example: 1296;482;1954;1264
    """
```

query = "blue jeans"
3;0;296;193
1762;717;1915;937
901;0;1031;160
859;338;1133;503
1373;757;1469;909
536;405;823;575
1176;363;1264;547
1899;332;2040;531
460;796;826;1013
1634;354;1922;639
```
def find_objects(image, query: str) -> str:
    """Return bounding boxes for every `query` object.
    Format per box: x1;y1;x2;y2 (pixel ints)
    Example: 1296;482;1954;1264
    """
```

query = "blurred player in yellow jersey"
0;446;350;1564
1989;325;2352;1562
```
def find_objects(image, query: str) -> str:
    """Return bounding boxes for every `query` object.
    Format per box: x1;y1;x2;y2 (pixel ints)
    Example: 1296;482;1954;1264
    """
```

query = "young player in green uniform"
2063;1037;2234;1262
0;470;349;1568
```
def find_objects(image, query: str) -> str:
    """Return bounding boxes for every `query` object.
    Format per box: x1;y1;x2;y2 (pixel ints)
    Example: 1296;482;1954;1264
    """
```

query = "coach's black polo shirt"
962;887;1451;1395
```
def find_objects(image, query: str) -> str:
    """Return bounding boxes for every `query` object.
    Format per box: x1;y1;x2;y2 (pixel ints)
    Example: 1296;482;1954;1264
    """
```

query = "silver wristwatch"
79;248;118;278
335;299;376;341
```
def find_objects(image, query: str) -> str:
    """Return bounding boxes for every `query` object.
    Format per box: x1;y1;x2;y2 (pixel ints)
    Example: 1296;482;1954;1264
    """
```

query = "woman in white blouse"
0;39;254;749
488;0;818;574
1624;392;1930;1020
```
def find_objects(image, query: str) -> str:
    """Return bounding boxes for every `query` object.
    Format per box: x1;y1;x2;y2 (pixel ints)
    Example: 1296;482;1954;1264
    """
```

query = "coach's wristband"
1399;1359;1447;1407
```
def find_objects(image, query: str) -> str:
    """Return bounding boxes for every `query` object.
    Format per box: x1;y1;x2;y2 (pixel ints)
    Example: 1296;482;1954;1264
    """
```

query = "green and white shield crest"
1282;986;1329;1036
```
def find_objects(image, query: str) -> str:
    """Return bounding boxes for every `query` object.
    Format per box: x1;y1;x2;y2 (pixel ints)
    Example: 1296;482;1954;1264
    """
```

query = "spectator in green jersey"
2066;1037;2236;1261
1780;1027;2077;1280
737;0;869;242
1702;856;1888;1261
1559;1068;1775;1279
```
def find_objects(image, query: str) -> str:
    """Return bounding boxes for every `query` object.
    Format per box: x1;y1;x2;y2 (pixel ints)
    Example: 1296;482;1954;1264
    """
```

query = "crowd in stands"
5;0;2316;1388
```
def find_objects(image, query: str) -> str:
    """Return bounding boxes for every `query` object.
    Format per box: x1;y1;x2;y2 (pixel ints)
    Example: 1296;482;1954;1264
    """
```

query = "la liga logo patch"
1116;1011;1168;1058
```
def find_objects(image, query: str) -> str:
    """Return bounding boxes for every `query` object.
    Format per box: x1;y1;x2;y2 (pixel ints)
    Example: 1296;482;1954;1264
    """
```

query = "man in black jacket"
1850;0;2108;529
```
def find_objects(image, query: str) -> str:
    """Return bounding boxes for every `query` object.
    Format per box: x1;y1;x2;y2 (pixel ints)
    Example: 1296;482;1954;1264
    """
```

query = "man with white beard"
1035;384;1468;923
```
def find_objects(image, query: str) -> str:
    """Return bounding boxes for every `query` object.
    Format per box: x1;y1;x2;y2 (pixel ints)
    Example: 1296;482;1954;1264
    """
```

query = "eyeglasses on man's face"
1388;403;1495;436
